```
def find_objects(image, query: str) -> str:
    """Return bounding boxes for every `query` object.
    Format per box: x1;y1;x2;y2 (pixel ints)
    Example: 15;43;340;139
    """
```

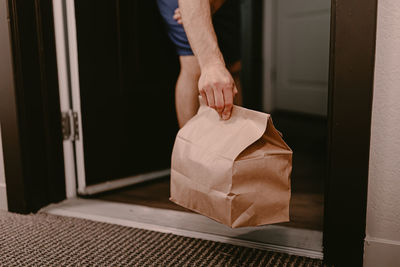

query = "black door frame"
323;0;377;265
1;0;66;213
0;0;377;266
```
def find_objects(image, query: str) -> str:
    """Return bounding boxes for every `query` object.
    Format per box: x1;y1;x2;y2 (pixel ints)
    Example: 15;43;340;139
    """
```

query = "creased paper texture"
170;104;293;228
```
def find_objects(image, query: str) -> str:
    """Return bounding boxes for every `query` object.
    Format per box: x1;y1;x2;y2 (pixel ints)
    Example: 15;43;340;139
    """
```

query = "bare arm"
178;0;237;120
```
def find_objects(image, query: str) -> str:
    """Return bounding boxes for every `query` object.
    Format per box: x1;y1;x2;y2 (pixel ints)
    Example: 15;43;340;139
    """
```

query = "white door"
53;0;176;197
274;0;331;116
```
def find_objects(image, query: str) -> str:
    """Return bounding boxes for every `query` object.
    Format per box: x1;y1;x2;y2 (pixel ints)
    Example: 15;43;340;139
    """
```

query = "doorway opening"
45;0;331;260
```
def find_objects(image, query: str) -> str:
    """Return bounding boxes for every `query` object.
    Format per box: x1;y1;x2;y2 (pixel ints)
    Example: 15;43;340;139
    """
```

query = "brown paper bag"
170;104;293;228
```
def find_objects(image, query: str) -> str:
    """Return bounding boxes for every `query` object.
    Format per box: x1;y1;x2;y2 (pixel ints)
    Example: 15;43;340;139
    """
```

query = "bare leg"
228;60;243;106
175;55;201;128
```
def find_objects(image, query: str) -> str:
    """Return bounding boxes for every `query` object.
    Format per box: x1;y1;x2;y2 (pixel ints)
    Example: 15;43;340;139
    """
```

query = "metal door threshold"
40;197;323;259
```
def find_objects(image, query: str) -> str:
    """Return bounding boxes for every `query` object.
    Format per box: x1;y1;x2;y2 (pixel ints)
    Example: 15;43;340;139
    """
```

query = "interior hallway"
94;111;326;231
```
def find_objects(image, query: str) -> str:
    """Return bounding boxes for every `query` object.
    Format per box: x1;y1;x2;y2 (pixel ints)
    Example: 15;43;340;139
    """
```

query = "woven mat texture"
0;210;329;266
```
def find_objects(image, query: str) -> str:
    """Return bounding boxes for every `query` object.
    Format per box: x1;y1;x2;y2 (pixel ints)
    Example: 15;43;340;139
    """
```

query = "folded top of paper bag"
177;104;273;161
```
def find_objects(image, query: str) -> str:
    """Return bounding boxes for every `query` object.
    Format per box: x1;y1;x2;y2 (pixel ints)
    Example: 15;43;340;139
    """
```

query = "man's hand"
178;0;237;120
198;63;238;120
173;8;183;24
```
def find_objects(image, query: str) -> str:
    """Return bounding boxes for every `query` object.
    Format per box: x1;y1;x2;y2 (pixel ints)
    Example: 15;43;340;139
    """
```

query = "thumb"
233;86;238;95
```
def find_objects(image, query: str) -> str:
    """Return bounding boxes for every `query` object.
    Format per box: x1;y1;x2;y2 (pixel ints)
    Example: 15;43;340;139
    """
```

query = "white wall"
364;0;400;266
262;0;274;113
0;127;7;211
0;0;11;211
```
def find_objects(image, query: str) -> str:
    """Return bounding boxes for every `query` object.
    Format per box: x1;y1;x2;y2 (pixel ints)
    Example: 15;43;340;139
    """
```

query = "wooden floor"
95;111;326;231
95;177;323;230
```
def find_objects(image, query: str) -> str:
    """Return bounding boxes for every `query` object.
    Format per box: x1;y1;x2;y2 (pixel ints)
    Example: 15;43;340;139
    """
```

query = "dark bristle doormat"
0;210;329;266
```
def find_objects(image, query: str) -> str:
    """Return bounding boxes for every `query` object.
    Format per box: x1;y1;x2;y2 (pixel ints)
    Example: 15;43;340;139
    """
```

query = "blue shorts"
156;0;241;65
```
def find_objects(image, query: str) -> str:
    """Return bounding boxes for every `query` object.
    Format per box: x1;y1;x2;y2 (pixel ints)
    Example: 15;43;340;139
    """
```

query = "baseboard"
0;183;8;211
364;236;400;267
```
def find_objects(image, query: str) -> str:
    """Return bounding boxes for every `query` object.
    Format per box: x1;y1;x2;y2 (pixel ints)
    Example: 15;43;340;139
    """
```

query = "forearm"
178;0;225;69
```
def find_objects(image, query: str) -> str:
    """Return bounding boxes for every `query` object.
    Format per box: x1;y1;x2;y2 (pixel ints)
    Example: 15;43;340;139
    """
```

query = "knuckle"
225;102;233;109
220;77;230;84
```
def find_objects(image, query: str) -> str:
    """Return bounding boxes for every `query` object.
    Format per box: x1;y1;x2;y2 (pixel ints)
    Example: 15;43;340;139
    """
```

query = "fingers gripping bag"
170;103;293;228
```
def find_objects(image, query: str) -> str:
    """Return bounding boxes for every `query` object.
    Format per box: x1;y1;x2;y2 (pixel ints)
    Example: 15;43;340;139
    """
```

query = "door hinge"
61;110;80;141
